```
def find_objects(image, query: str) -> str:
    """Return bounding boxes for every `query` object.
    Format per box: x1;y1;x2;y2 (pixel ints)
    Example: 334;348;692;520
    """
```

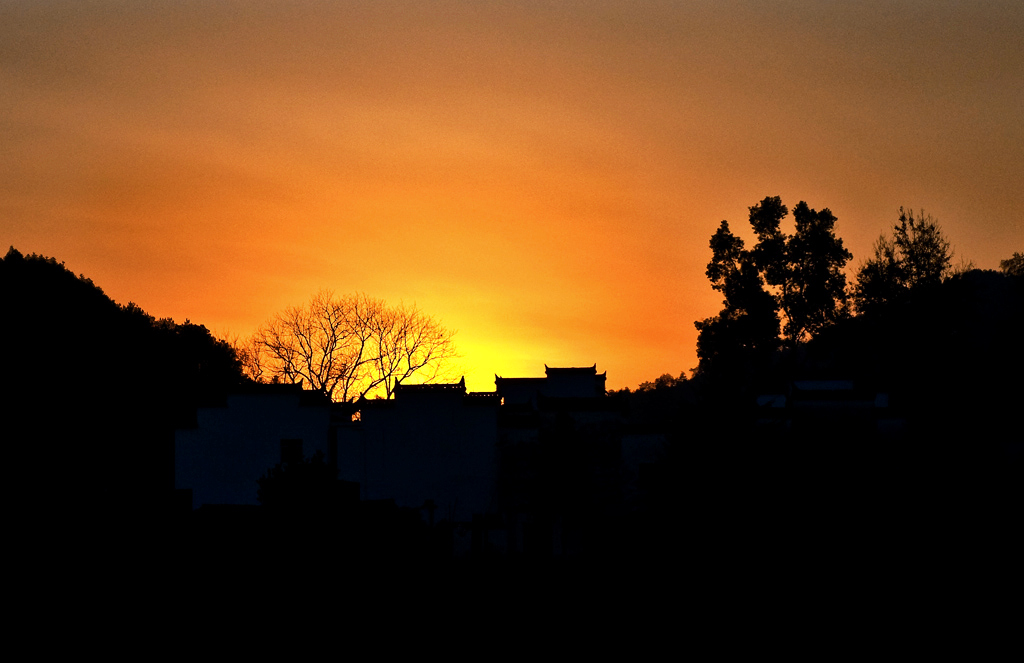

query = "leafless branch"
247;291;457;402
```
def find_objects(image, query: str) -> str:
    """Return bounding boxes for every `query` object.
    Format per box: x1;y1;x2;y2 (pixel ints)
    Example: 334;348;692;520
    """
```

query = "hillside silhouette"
2;247;245;528
3;241;1020;595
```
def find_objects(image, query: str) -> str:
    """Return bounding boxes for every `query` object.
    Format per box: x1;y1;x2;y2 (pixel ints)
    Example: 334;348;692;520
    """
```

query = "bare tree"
232;333;266;383
246;291;457;401
370;302;459;399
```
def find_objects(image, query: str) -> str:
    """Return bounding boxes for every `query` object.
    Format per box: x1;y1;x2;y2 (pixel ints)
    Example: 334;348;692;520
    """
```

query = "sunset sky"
3;1;1022;391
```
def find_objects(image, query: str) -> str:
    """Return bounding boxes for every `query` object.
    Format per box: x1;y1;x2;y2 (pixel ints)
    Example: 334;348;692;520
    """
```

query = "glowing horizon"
3;2;1022;392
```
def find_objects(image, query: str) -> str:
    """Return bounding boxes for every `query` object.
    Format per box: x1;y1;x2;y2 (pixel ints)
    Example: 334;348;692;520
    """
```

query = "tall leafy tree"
779;201;854;341
694;219;780;377
694;196;853;376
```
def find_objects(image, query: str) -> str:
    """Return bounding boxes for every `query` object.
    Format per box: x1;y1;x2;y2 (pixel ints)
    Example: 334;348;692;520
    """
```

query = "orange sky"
3;1;1022;391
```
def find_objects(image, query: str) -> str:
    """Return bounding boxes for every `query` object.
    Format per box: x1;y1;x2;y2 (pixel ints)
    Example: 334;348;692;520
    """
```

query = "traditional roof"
495;365;607;381
394;377;467;394
544;364;606;378
495;364;607;403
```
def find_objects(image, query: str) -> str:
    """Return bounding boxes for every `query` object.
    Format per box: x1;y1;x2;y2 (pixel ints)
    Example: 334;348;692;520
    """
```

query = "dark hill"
1;247;245;525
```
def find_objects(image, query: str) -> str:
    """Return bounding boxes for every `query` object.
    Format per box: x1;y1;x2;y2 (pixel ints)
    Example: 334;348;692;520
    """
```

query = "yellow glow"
3;2;1022;391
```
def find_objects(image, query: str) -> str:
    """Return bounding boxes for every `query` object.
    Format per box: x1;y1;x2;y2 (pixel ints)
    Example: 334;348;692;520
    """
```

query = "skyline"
3;1;1022;391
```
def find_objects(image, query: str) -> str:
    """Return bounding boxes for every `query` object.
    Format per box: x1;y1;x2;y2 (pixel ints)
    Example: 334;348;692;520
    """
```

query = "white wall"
175;392;331;508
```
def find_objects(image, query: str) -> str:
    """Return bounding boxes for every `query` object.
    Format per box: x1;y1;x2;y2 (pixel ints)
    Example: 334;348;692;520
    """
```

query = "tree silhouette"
774;202;853;341
245;290;457;402
1000;252;1024;277
637;372;687;392
694;196;852;378
853;207;953;314
696;218;780;363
